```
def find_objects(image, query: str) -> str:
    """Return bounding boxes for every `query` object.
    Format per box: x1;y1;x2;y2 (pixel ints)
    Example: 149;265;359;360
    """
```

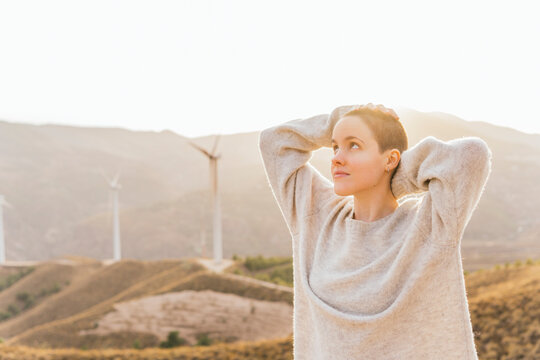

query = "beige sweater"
258;105;492;360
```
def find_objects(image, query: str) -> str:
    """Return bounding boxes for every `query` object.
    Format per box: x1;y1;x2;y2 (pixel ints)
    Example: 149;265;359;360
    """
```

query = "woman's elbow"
465;137;492;165
258;126;283;153
462;137;493;185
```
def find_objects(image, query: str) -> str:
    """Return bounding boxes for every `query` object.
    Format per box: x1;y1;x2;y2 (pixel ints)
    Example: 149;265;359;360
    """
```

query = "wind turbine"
101;170;122;261
0;195;12;264
188;135;223;265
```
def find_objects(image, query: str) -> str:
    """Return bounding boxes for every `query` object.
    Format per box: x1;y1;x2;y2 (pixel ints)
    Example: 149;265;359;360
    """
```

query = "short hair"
341;107;408;155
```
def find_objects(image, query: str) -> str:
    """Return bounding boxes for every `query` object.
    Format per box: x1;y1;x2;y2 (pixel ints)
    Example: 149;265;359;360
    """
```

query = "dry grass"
466;260;540;359
1;259;206;348
168;271;292;305
0;257;538;359
0;261;101;335
1;258;292;350
0;334;293;359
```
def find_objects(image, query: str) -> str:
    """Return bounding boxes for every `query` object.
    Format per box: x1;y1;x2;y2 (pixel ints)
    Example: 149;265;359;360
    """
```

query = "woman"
258;103;492;360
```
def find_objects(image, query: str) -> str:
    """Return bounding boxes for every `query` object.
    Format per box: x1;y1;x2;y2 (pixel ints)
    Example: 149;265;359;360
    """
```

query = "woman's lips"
333;173;349;178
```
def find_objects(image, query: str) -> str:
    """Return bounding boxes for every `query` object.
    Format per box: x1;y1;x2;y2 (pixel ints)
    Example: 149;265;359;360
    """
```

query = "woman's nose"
332;150;344;165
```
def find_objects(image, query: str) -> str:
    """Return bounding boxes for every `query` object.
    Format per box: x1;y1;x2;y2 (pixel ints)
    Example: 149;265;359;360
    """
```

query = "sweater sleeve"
258;104;359;236
390;135;492;247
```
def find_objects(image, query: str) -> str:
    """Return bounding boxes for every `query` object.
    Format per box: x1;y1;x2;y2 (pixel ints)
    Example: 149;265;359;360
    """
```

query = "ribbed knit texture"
258;104;492;359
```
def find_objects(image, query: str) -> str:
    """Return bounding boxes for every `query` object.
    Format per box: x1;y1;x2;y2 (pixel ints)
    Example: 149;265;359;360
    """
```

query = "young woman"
258;103;492;360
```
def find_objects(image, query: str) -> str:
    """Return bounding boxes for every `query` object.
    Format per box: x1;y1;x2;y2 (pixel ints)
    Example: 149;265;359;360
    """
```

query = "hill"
0;257;292;349
0;257;538;359
0;107;539;269
467;259;540;358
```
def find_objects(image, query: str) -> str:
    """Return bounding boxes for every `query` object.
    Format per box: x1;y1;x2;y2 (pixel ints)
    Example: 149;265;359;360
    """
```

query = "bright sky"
0;0;538;138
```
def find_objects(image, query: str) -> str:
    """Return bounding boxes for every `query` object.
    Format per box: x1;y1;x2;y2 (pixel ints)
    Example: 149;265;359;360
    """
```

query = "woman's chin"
333;186;352;197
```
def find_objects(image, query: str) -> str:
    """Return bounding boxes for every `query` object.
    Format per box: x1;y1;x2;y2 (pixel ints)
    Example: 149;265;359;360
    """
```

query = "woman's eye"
351;143;359;149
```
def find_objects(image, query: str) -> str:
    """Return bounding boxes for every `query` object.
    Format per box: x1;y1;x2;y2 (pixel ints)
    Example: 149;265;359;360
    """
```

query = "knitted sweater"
258;105;492;360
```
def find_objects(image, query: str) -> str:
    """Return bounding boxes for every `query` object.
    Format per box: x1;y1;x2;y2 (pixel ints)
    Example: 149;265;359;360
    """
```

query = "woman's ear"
387;149;401;171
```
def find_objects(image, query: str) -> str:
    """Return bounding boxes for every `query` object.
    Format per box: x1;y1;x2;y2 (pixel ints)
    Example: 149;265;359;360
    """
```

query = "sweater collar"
344;196;418;230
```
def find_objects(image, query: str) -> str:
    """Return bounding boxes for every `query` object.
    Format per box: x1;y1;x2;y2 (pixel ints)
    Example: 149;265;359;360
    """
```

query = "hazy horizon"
1;0;538;138
1;105;539;139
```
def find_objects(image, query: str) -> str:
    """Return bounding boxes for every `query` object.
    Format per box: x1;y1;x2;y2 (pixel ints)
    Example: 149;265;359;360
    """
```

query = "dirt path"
194;257;235;273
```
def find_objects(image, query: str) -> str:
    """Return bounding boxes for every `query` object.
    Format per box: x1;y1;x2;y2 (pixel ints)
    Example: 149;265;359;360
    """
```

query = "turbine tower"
0;195;12;264
189;135;223;265
101;171;122;261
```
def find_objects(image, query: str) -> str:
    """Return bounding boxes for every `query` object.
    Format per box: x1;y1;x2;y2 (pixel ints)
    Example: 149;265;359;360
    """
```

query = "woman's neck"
352;186;399;222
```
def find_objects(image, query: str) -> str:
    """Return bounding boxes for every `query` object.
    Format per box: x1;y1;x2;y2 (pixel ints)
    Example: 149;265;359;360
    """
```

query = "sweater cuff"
390;163;414;200
391;176;408;200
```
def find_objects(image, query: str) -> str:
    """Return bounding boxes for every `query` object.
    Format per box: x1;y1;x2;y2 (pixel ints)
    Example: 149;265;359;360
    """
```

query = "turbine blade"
112;171;121;186
100;168;112;184
211;134;221;156
188;142;212;158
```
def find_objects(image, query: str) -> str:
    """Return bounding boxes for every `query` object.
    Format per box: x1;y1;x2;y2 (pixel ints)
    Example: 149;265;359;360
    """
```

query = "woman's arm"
391;135;492;246
258;104;359;236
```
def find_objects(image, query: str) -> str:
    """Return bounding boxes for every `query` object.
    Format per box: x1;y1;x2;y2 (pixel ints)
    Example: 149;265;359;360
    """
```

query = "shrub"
0;267;35;292
7;304;19;316
269;266;293;285
159;331;187;348
38;283;63;297
16;292;35;310
16;292;30;302
244;255;291;271
254;273;270;282
51;282;61;293
196;332;212;346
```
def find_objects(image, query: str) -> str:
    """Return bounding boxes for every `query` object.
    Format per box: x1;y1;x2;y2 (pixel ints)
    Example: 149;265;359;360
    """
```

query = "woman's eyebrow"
331;136;364;144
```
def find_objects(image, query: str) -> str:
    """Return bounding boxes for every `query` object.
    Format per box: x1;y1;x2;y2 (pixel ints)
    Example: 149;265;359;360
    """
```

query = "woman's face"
331;115;389;196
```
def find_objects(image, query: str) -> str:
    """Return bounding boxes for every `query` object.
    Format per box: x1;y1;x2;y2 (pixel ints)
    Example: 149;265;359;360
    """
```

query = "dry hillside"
0;257;293;350
0;257;538;359
467;260;540;359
